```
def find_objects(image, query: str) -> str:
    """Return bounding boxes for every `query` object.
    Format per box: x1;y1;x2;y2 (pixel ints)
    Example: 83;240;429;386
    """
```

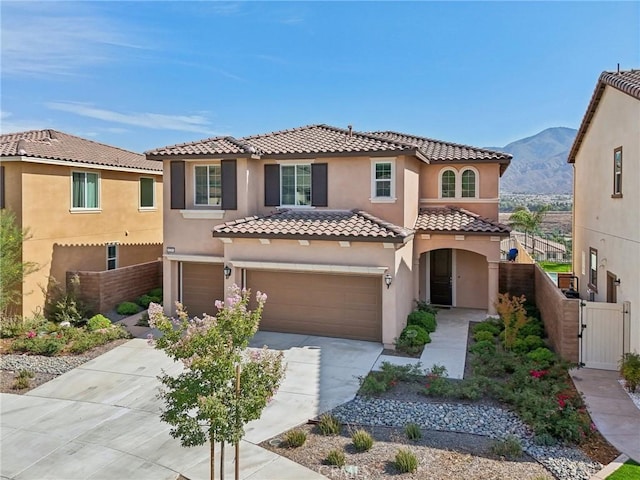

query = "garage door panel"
182;263;224;317
247;270;381;342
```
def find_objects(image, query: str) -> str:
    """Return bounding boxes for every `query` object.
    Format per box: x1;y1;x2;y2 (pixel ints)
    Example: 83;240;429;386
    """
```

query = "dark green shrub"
1;315;48;338
324;449;345;467
469;340;496;356
513;335;546;354
399;324;430;346
136;294;162;308
619;352;640;393
283;429;307;448
12;336;64;356
68;326;129;354
407;310;437;333
518;317;545;338
415;299;438;315
351;429;374;452
523;300;540;319
317;414;341;436
359;374;390;395
473;330;495;343
87;314;112;331
379;361;424;381
473;321;501;336
394;448;418;473
116;301;141;315
490;436;523;459
148;287;163;298
43;275;92;326
526;347;556;368
405;423;422;441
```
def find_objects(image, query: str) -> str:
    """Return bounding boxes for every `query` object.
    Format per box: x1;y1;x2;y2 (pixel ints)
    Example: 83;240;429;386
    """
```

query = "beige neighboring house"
0;129;163;317
569;69;640;355
146;124;511;348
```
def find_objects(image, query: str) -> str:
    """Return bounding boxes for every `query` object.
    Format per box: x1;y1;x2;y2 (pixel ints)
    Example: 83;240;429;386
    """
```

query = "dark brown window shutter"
311;163;328;207
0;166;4;209
264;164;280;206
221;159;237;210
170;161;185;209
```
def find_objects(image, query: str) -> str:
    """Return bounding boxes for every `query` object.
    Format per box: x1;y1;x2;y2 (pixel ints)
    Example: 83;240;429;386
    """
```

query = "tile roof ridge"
240;124;326;141
48;129;143;156
224;136;258;154
371;130;512;158
351;209;411;237
330;126;414;150
599;69;640;100
144;134;234;153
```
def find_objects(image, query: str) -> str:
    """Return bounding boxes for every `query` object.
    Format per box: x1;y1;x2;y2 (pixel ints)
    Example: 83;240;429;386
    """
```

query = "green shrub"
136;294;162;309
12;335;65;356
518;317;545;338
324;449;346;467
404;423;422;441
415;299;438;315
379;361;424;381
359;374;390;395
351;429;374;452
407;310;437;333
490;436;523;459
512;334;545;354
394;448;418;473
68;326;129;354
400;324;430;346
148;287;163;298
472;321;501;337
619;352;640;393
526;347;556;368
317;414;341;436
43;275;92;326
12;369;34;389
473;330;495;343
116;301;141;315
283;429;307;448
87;314;112;331
0;315;48;338
469;340;496;356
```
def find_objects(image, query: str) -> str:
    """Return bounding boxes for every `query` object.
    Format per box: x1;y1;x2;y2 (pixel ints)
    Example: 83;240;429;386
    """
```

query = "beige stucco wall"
12;161;162;316
419;163;500;221
573;86;640;353
456;249;489;309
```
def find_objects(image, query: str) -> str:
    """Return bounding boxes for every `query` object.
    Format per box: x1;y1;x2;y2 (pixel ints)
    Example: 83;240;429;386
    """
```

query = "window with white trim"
72;171;99;209
613;147;622;197
438;167;479;199
589;247;598;292
281;164;311;206
107;243;118;270
370;159;395;201
195;165;222;206
441;170;456;198
139;177;155;208
461;169;476;197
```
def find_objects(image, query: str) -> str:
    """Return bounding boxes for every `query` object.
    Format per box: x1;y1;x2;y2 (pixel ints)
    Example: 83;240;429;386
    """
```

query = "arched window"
461;169;477;198
441;170;456;198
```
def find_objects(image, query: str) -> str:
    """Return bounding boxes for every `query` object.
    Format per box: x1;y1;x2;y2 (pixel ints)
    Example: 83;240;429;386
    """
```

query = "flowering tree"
148;285;285;480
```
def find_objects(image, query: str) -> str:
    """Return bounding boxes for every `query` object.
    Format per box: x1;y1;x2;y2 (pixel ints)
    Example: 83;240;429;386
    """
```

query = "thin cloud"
0;111;47;134
45;102;220;135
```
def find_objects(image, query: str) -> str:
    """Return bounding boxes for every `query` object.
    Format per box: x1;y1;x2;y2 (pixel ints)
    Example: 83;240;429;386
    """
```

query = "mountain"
489;127;577;194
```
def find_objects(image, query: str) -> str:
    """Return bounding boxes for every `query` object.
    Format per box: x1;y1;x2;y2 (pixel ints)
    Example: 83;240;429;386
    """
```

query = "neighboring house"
0;129;163;317
146;124;511;348
569;69;640;354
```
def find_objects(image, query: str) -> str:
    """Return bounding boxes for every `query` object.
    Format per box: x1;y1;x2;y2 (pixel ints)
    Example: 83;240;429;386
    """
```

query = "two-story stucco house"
569;69;640;355
146;124;511;348
0;129;163;317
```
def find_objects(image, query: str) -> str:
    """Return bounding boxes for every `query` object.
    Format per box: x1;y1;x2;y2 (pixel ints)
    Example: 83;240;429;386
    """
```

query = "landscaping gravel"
331;396;602;480
619;379;640;411
1;353;91;375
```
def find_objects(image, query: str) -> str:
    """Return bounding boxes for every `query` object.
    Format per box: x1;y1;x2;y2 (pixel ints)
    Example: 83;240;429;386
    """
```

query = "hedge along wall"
68;260;162;314
499;262;579;363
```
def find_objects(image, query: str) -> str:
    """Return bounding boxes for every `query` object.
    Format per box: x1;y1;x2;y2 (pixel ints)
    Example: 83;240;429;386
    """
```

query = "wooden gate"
579;301;624;370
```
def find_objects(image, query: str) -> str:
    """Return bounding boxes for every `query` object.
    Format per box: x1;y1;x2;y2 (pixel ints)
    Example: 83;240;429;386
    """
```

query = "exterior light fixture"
384;273;393;289
614;278;621;286
166;246;176;254
224;264;232;279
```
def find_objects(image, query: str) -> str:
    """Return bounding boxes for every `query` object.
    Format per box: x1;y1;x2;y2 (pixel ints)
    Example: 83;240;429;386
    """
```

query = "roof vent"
347;125;353;138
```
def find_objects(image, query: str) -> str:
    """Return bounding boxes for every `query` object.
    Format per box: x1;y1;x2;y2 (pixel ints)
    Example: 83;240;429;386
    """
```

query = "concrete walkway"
373;308;488;378
1;334;382;480
570;368;640;462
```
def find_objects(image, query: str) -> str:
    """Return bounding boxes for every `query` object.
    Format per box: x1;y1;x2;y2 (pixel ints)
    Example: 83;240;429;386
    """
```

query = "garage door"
181;263;224;317
247;270;382;342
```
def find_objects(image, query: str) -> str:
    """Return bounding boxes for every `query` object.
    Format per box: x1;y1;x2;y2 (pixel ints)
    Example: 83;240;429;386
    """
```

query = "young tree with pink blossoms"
147;285;285;480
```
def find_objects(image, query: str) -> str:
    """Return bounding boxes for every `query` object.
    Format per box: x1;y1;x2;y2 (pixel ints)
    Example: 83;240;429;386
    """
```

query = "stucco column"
413;256;420;303
163;256;177;316
487;261;500;315
225;260;242;296
381;273;397;349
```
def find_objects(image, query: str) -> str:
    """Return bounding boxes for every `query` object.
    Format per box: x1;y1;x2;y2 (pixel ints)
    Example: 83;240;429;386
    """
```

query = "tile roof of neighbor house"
146;124;511;171
0;129;161;172
415;206;511;234
212;209;412;243
569;69;640;163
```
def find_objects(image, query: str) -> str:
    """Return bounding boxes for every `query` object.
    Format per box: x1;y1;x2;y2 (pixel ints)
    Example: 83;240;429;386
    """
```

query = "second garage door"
181;263;224;317
247;270;382;342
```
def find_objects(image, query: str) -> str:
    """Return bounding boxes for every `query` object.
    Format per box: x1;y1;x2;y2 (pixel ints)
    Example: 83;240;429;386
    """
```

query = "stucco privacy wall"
498;262;579;363
456;250;489;309
572;86;640;353
70;260;162;314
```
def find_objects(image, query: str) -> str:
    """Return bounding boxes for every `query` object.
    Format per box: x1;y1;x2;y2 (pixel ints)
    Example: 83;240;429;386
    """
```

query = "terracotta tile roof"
212;209;412;243
0;129;160;172
569;69;640;163
415;206;510;234
145;136;255;157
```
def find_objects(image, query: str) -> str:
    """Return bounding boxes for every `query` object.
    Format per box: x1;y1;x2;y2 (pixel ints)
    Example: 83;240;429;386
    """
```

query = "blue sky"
1;1;638;153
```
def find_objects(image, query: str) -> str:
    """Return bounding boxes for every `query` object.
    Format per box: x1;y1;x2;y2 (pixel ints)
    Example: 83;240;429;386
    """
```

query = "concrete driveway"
1;333;382;480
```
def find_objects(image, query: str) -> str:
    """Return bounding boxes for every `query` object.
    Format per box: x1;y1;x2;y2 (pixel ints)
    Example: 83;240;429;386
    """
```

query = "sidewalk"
570;368;640;462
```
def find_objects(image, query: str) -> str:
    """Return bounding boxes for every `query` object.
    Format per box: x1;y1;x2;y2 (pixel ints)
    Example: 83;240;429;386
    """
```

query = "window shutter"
170;161;185;209
264;164;280;206
0;166;4;209
311;163;328;207
221;159;237;210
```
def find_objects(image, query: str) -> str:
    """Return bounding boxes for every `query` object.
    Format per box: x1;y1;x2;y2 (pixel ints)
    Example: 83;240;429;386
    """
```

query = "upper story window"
139;177;155;209
195;165;222;206
281;164;311;206
439;167;479;199
72;171;99;210
589;247;598;292
106;243;118;270
613;147;622;197
370;159;396;202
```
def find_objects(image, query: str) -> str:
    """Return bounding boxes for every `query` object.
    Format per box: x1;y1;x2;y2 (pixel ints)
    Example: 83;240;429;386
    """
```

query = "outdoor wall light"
166;246;175;254
384;273;393;289
224;264;232;280
614;278;621;286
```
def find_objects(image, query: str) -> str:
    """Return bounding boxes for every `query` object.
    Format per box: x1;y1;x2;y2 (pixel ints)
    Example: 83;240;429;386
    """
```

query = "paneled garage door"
181;263;224;317
247;270;382;342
